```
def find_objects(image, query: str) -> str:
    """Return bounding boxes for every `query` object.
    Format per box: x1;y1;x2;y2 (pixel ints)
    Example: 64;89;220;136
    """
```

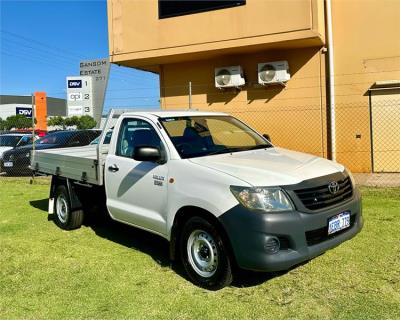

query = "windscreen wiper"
207;147;244;156
208;144;272;156
246;144;273;150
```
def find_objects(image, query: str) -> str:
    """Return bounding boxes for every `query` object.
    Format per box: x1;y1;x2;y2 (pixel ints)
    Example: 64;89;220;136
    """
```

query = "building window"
158;0;246;19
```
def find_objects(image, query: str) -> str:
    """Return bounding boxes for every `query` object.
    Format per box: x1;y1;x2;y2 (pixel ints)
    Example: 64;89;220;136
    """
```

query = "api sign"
16;107;33;118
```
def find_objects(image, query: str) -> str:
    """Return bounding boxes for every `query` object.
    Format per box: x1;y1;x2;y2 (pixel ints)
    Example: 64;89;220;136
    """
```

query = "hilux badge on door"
153;174;165;187
328;181;340;194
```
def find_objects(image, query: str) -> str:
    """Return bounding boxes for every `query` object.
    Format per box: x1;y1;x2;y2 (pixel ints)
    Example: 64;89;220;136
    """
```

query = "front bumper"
0;157;31;173
219;188;363;272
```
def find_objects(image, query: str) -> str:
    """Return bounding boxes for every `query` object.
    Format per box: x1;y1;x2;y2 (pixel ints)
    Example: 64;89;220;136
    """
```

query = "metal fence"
1;96;399;187
225;99;400;187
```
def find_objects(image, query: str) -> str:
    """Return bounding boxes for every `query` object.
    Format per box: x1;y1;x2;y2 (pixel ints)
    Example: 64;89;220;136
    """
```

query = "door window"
68;134;85;147
116;118;162;158
17;136;33;147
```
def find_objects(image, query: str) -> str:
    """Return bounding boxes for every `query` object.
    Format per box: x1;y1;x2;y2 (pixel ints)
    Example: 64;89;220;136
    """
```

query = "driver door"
105;117;168;236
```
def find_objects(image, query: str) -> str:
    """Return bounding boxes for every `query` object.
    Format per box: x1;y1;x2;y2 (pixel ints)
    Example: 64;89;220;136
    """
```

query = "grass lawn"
0;177;399;319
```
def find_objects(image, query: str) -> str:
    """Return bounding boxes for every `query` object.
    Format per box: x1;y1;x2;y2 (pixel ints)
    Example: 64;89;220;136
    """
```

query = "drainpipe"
326;0;336;161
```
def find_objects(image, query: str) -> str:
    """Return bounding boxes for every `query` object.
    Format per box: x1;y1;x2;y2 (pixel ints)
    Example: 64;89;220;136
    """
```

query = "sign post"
31;93;35;174
79;58;110;127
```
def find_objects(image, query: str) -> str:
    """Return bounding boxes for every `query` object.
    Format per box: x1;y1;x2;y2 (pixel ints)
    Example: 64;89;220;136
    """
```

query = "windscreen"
160;116;271;159
37;131;75;145
0;135;22;147
90;130;113;145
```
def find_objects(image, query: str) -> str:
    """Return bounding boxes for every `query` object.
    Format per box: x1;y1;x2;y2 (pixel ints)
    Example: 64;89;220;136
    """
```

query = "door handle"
108;164;119;172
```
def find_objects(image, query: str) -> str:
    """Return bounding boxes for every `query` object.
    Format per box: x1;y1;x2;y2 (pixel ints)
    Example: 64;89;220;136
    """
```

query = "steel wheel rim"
187;229;218;278
56;195;68;224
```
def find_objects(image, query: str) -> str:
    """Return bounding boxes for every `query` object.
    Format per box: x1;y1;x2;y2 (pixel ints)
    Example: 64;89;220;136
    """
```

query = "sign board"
79;59;110;127
34;92;47;131
16;107;32;118
66;76;93;117
68;106;84;116
67;79;82;88
68;92;83;101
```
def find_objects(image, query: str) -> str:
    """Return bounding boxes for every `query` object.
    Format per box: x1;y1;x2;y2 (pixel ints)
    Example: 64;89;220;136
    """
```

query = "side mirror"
17;141;28;147
133;146;162;162
263;134;271;142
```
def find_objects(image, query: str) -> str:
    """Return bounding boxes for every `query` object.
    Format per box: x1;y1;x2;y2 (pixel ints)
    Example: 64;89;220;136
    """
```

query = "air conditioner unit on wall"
258;61;290;85
215;66;245;89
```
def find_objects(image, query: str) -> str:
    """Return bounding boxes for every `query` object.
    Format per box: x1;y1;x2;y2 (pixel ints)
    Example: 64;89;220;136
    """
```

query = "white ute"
32;109;363;289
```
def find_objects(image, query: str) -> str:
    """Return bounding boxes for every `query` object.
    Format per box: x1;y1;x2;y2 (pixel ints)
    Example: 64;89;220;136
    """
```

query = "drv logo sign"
68;80;82;88
16;107;33;118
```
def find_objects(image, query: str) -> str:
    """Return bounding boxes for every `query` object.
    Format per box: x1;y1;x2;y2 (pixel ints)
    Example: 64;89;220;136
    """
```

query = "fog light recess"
264;237;280;254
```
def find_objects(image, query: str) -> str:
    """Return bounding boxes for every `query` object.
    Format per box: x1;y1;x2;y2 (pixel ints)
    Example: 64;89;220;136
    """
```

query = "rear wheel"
54;185;84;230
180;216;233;290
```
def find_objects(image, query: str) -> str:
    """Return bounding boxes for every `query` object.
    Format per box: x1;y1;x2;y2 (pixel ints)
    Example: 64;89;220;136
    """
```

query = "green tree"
5;115;32;130
77;115;96;129
47;115;96;130
0;118;7;131
65;116;80;128
47;116;66;129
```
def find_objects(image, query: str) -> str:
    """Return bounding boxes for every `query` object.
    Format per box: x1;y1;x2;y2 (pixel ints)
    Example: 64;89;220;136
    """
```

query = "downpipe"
326;0;336;161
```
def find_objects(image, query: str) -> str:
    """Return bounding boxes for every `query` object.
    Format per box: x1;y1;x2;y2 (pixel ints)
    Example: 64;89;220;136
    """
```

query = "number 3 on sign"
84;107;90;113
84;94;90;100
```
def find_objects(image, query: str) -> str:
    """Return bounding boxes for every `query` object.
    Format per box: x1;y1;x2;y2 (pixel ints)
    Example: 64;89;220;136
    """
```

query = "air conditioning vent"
215;69;232;86
258;61;290;85
259;64;276;83
215;66;245;88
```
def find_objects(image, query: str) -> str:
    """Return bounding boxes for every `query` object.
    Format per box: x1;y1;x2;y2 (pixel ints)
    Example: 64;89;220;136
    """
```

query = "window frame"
158;0;246;19
159;115;272;159
115;117;166;159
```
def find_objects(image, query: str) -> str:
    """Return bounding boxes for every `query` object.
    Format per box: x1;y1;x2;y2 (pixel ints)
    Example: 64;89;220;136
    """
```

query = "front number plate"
4;162;13;167
328;211;350;235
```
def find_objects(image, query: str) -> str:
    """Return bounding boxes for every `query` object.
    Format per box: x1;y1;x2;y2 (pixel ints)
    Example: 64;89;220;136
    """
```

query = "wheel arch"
169;205;236;267
50;176;82;211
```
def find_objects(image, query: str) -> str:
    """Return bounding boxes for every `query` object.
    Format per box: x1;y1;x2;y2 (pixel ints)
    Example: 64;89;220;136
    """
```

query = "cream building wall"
107;0;324;69
107;0;400;173
160;47;328;158
329;0;400;172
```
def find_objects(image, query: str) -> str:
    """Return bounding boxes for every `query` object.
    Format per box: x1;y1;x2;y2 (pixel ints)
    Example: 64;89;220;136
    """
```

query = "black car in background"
0;133;36;160
0;130;101;175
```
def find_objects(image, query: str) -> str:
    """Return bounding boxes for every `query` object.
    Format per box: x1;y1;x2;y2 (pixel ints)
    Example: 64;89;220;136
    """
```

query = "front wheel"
180;216;233;290
54;185;84;230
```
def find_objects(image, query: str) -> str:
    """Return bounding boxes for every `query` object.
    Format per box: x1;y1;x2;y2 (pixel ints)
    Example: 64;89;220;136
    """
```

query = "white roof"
0;133;28;137
122;110;229;118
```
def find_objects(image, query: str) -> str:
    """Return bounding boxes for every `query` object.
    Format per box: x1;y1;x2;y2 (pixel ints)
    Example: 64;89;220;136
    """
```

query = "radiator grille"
294;177;353;210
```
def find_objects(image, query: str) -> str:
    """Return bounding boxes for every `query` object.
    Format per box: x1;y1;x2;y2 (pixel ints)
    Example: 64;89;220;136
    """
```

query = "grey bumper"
219;188;363;272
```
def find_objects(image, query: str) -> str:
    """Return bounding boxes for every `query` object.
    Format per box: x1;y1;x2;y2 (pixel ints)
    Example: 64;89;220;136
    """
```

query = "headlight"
25;152;30;158
230;186;294;212
9;154;14;161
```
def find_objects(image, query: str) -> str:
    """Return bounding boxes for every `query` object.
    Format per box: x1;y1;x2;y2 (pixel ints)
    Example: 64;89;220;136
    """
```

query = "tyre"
54;185;84;230
180;216;233;290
